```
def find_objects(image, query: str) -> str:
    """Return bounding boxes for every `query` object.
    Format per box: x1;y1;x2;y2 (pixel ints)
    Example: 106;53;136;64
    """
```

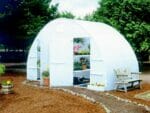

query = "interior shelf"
90;73;104;76
74;69;90;73
74;55;90;57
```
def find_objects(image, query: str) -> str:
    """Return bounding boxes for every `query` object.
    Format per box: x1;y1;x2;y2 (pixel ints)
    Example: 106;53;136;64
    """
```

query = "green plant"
80;57;87;65
85;0;150;58
0;64;5;76
37;60;40;67
74;38;84;44
74;62;82;70
79;50;90;55
42;70;49;78
1;80;13;86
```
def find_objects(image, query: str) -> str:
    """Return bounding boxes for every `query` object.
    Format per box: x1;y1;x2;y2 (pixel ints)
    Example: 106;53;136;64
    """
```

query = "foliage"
74;57;90;70
0;0;59;49
74;62;82;70
58;11;75;19
42;70;49;78
1;80;13;86
80;57;87;65
37;60;40;67
0;0;75;50
85;0;150;60
0;64;5;75
74;38;84;43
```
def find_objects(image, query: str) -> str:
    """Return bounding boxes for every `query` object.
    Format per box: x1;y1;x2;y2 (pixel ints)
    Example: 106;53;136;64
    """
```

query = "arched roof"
39;18;138;71
27;18;139;90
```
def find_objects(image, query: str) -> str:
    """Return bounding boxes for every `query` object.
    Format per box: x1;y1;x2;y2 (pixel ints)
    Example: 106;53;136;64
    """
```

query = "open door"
73;38;90;87
37;40;41;80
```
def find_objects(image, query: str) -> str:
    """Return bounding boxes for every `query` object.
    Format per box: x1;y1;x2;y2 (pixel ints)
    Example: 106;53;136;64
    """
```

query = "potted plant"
80;57;87;70
0;64;14;94
1;80;14;94
73;45;81;55
74;38;84;44
74;61;82;70
42;70;49;86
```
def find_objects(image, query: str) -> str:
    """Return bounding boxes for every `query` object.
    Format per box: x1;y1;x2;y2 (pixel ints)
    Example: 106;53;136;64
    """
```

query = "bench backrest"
114;68;132;82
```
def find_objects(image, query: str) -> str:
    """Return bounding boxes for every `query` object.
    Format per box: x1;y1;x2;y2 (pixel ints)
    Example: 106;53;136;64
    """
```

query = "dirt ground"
0;72;105;113
0;67;149;113
110;71;150;107
110;83;150;106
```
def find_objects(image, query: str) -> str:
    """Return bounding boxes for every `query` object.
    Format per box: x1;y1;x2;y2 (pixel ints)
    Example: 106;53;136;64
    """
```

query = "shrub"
0;64;5;76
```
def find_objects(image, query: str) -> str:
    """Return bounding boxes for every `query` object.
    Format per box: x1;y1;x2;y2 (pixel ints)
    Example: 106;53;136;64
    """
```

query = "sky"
51;0;100;18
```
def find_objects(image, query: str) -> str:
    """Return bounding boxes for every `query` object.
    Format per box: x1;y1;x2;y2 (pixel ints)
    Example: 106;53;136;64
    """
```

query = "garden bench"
114;69;142;93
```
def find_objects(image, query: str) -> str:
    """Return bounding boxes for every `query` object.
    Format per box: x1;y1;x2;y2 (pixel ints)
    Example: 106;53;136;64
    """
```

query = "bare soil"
110;82;150;107
0;69;149;113
0;72;105;113
65;87;149;113
110;70;150;107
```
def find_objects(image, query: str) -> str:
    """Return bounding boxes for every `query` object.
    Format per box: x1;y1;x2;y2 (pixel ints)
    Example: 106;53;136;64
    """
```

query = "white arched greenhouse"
27;18;139;91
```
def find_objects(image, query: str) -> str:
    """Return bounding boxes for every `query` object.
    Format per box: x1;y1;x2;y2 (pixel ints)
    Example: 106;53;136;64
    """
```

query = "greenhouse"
27;18;139;91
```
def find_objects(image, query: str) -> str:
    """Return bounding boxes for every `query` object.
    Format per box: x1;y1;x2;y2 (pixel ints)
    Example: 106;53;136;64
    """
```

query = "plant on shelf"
73;45;81;55
37;60;40;68
74;62;82;70
74;38;84;44
42;70;49;86
78;50;90;55
80;57;87;70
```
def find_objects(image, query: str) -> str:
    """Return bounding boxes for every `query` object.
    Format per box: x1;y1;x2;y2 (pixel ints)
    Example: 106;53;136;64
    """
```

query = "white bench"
114;69;142;92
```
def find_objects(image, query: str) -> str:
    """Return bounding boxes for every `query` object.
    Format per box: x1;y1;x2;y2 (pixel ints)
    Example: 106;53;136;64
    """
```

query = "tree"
0;0;59;49
85;0;150;60
58;11;75;19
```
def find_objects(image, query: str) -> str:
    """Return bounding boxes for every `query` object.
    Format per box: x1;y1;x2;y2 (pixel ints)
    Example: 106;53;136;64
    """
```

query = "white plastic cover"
27;18;139;91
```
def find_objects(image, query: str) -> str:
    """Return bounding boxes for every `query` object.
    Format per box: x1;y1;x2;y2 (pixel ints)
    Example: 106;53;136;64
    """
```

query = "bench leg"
115;84;119;90
138;81;142;89
131;82;134;88
123;83;127;93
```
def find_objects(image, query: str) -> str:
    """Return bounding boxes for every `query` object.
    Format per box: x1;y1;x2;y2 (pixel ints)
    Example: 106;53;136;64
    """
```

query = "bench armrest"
131;72;141;75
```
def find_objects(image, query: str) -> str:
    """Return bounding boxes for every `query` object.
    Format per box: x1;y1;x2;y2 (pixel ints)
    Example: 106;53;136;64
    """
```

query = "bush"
0;64;5;76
